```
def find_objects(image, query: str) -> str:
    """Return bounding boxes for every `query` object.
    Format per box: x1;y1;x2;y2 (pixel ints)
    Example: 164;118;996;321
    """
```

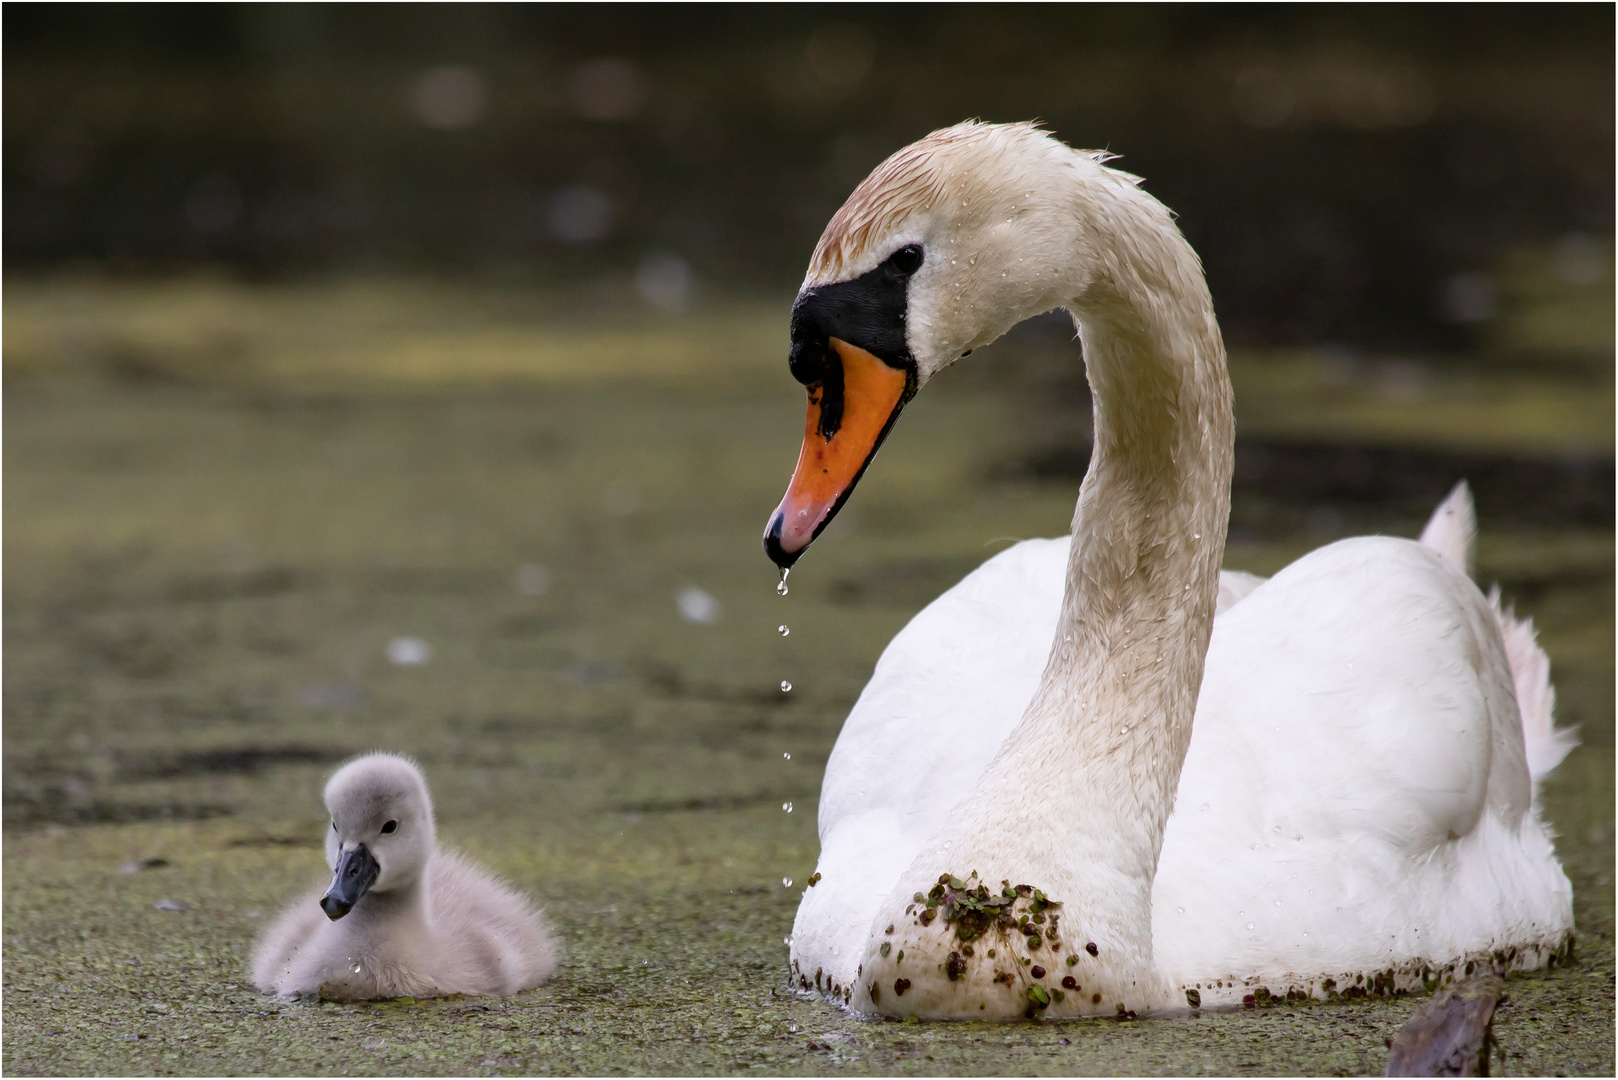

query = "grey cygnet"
252;753;556;1000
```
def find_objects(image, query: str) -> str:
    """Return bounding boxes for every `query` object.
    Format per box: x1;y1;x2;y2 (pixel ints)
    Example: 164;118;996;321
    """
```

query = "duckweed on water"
2;296;1611;1076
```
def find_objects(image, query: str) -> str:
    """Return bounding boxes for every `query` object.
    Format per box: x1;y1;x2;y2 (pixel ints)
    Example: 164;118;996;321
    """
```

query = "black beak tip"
762;512;802;571
320;894;353;921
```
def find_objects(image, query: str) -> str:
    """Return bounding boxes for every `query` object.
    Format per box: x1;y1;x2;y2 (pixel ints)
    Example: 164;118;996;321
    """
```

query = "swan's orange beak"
764;339;912;568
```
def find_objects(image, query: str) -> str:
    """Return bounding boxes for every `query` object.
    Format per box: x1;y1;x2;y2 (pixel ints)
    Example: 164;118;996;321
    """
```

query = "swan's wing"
795;536;1279;987
794;537;1068;985
1216;569;1267;614
812;538;1270;860
1156;536;1568;986
816;539;1068;855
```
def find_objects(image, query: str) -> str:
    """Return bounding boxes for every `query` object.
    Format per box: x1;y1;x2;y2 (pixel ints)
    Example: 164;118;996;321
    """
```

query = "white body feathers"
793;500;1574;1010
781;121;1575;1017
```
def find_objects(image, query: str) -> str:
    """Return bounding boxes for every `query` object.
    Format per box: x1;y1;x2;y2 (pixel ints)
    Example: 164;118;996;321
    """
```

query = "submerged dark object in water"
1384;975;1505;1077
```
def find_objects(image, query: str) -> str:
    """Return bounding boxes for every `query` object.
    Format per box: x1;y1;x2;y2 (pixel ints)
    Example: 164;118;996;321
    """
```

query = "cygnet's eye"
887;244;924;275
381;820;398;834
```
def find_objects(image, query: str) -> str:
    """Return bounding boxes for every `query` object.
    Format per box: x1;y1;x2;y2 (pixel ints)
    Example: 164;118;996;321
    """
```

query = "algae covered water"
3;281;1612;1075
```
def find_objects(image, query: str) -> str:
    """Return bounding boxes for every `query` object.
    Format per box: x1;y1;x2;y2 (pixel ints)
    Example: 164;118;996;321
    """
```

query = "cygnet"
252;753;556;1000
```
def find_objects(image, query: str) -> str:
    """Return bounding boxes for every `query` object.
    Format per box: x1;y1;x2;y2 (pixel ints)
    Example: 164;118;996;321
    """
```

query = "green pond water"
3;280;1612;1075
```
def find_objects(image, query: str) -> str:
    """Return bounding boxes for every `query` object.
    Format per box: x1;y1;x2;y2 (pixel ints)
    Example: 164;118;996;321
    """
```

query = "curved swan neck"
930;162;1233;975
1048;221;1234;819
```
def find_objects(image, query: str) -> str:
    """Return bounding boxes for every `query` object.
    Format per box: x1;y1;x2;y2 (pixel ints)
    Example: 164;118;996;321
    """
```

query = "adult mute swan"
252;753;556;1000
761;122;1575;1019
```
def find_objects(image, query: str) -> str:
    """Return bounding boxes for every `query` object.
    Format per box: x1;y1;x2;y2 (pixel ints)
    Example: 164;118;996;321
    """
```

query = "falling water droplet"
1176;906;1185;913
783;877;793;887
352;964;362;974
784;936;792;946
1274;899;1283;906
1193;533;1201;539
1245;922;1256;931
778;625;790;637
783;801;793;813
776;580;789;596
780;681;792;692
783;752;791;760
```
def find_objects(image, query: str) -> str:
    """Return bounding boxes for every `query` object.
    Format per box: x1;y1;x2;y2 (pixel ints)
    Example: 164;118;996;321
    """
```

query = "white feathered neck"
847;124;1234;1001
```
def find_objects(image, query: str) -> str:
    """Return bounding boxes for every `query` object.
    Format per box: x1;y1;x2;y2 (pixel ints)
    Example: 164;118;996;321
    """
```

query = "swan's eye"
888;244;924;275
331;821;337;832
381;820;397;834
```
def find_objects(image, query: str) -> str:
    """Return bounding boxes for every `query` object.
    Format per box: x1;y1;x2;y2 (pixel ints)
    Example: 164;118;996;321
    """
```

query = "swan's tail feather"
1489;585;1578;782
1419;480;1477;578
1423;481;1576;781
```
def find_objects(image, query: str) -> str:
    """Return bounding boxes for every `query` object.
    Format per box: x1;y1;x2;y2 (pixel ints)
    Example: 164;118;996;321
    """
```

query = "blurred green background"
5;3;1613;349
4;4;1613;1076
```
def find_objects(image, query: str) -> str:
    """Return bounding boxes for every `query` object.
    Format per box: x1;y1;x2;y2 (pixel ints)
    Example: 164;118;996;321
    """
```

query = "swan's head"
763;120;1122;567
320;753;437;920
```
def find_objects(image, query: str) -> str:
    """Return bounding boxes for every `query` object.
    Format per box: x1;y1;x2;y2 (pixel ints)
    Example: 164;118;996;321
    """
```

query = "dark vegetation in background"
5;3;1612;351
1014;434;1617;531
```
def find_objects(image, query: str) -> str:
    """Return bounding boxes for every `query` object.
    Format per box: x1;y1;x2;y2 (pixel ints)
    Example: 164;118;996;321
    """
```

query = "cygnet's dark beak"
320;844;380;921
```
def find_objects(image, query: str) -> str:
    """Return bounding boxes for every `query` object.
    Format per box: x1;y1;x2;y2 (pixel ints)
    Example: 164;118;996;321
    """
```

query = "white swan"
760;122;1576;1018
252;753;556;1000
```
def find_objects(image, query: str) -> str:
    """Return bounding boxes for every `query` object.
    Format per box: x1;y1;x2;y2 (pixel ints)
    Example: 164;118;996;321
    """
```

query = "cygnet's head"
320;753;437;920
762;120;1159;568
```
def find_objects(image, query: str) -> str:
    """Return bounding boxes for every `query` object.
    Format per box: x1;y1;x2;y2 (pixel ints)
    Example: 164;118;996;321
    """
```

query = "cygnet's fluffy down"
251;753;556;1001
